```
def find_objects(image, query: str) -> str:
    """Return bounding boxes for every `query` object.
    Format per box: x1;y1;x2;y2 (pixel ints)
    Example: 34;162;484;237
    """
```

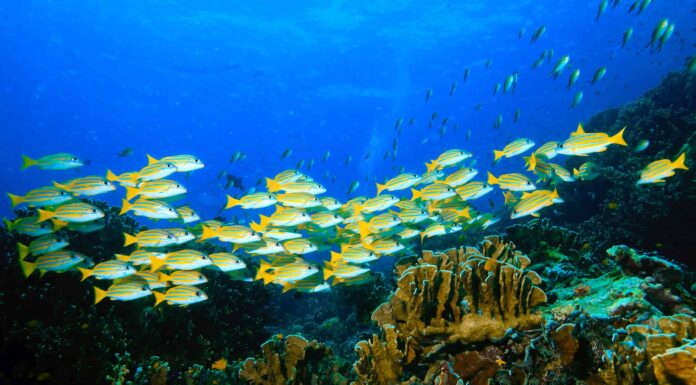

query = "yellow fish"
266;179;325;194
106;170;139;187
208;252;247;272
135;161;178;182
276;192;322;208
7;186;72;208
154;285;208;306
256;259;319;285
125;180;186;201
80;260;136;281
123;229;179;248
19;250;85;278
456;182;493;201
226;192;277;209
38;203;104;223
94;282;152;305
493;138;535;161
254;207;311;229
159;270;208;286
17;234;69;259
282;238;318;255
21;153;83;170
375;173;422;194
53;176;116;196
426;149;472;172
411;183;457;201
356;194;400;213
176;206;200;223
487;172;536;191
4;216;56;237
115;250;166;266
511;189;563;219
146;154;204;172
557;124;627;155
320;196;342;211
323;261;370;280
637;153;688;185
534;141;559;160
443;168;478;187
120;199;179;220
200;225;260;244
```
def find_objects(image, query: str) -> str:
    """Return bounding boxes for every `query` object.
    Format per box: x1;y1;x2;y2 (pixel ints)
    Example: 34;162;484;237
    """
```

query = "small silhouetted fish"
633;139;650;152
118;148;133;158
225;174;244;191
281;148;292;159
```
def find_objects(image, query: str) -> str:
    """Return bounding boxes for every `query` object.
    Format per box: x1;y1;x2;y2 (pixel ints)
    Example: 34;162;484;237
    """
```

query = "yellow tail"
3;218;14;232
672;153;688;170
94;287;108;305
551;188;560;199
457;207;471;220
17;243;29;260
52;219;68;231
200;226;218;241
573;168;580;178
21;155;37;170
323;267;334;281
146;154;159;165
487;172;499;185
375;182;386;195
493;150;505;161
158;272;172;282
358;221;372;239
106;169;119;182
528;153;537;171
425;161;438;173
37;209;55;223
52;181;71;191
7;193;24;208
153;291;166;306
123;232;138;247
410;188;422;201
150;256;166;272
125;186;140;201
79;267;93;281
20;260;36;278
281;282;296;293
225;195;240;209
119;199;132;215
610;127;627;146
330;251;342;264
115;254;130;262
266;178;282;192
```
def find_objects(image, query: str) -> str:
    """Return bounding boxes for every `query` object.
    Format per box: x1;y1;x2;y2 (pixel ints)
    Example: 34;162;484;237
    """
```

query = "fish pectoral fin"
531;212;541;217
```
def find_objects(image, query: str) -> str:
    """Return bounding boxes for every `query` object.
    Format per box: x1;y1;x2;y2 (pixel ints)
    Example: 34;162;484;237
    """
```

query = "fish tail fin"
493;150;504;161
257;215;270;231
552;188;560;199
153;291;166;306
119;199;132;215
7;193;24;208
146;154;159;165
225;195;240;209
37;209;55;223
330;251;342;264
323;267;334;281
375;182;386;195
79;267;93;281
672;153;688;170
458;207;471;219
256;267;275;285
123;232;138;247
410;188;422;201
125;186;140;201
115;254;130;262
425;161;438;173
200;225;218;241
487;172;499;185
21;155;37;170
94;287;108;305
528;153;537;171
52;219;68;231
266;178;282;192
158;272;172;282
106;169;119;182
52;181;70;191
358;221;371;239
610;127;627;146
250;220;265;234
17;242;29;260
3;218;14;232
150;256;166;272
282;282;295;293
20;259;36;278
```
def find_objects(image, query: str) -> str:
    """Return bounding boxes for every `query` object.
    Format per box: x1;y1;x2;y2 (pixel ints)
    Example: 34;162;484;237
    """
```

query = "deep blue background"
1;0;694;223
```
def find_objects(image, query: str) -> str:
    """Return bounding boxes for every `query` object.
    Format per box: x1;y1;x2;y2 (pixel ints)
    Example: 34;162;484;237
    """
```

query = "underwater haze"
1;1;696;385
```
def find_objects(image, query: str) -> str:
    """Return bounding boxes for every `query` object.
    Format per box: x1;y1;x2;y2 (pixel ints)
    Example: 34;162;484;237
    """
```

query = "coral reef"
353;236;547;384
558;71;696;269
599;314;696;385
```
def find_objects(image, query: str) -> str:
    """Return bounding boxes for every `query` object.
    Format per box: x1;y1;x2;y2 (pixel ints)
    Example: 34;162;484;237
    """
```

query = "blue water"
1;0;694;222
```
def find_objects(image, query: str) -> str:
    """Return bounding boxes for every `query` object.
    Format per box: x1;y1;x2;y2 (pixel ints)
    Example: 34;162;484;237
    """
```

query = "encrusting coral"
353;236;547;384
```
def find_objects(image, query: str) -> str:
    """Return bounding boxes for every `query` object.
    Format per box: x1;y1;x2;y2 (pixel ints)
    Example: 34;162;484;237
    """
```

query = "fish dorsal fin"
521;192;533;199
146;154;159;165
571;123;585;136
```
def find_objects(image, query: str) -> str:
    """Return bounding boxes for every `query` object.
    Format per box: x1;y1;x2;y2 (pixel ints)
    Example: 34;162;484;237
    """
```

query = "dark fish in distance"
118;148;133;158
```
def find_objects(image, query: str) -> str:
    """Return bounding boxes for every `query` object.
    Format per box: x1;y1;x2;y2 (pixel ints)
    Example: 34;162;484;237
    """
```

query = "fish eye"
513;209;518;213
527;181;532;185
60;191;67;196
202;255;209;259
196;291;202;297
167;163;174;168
91;209;97;213
141;287;147;291
558;144;564;148
194;158;200;163
306;266;312;270
103;181;109;185
176;184;181;188
168;208;174;212
167;235;173;239
71;157;78;161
